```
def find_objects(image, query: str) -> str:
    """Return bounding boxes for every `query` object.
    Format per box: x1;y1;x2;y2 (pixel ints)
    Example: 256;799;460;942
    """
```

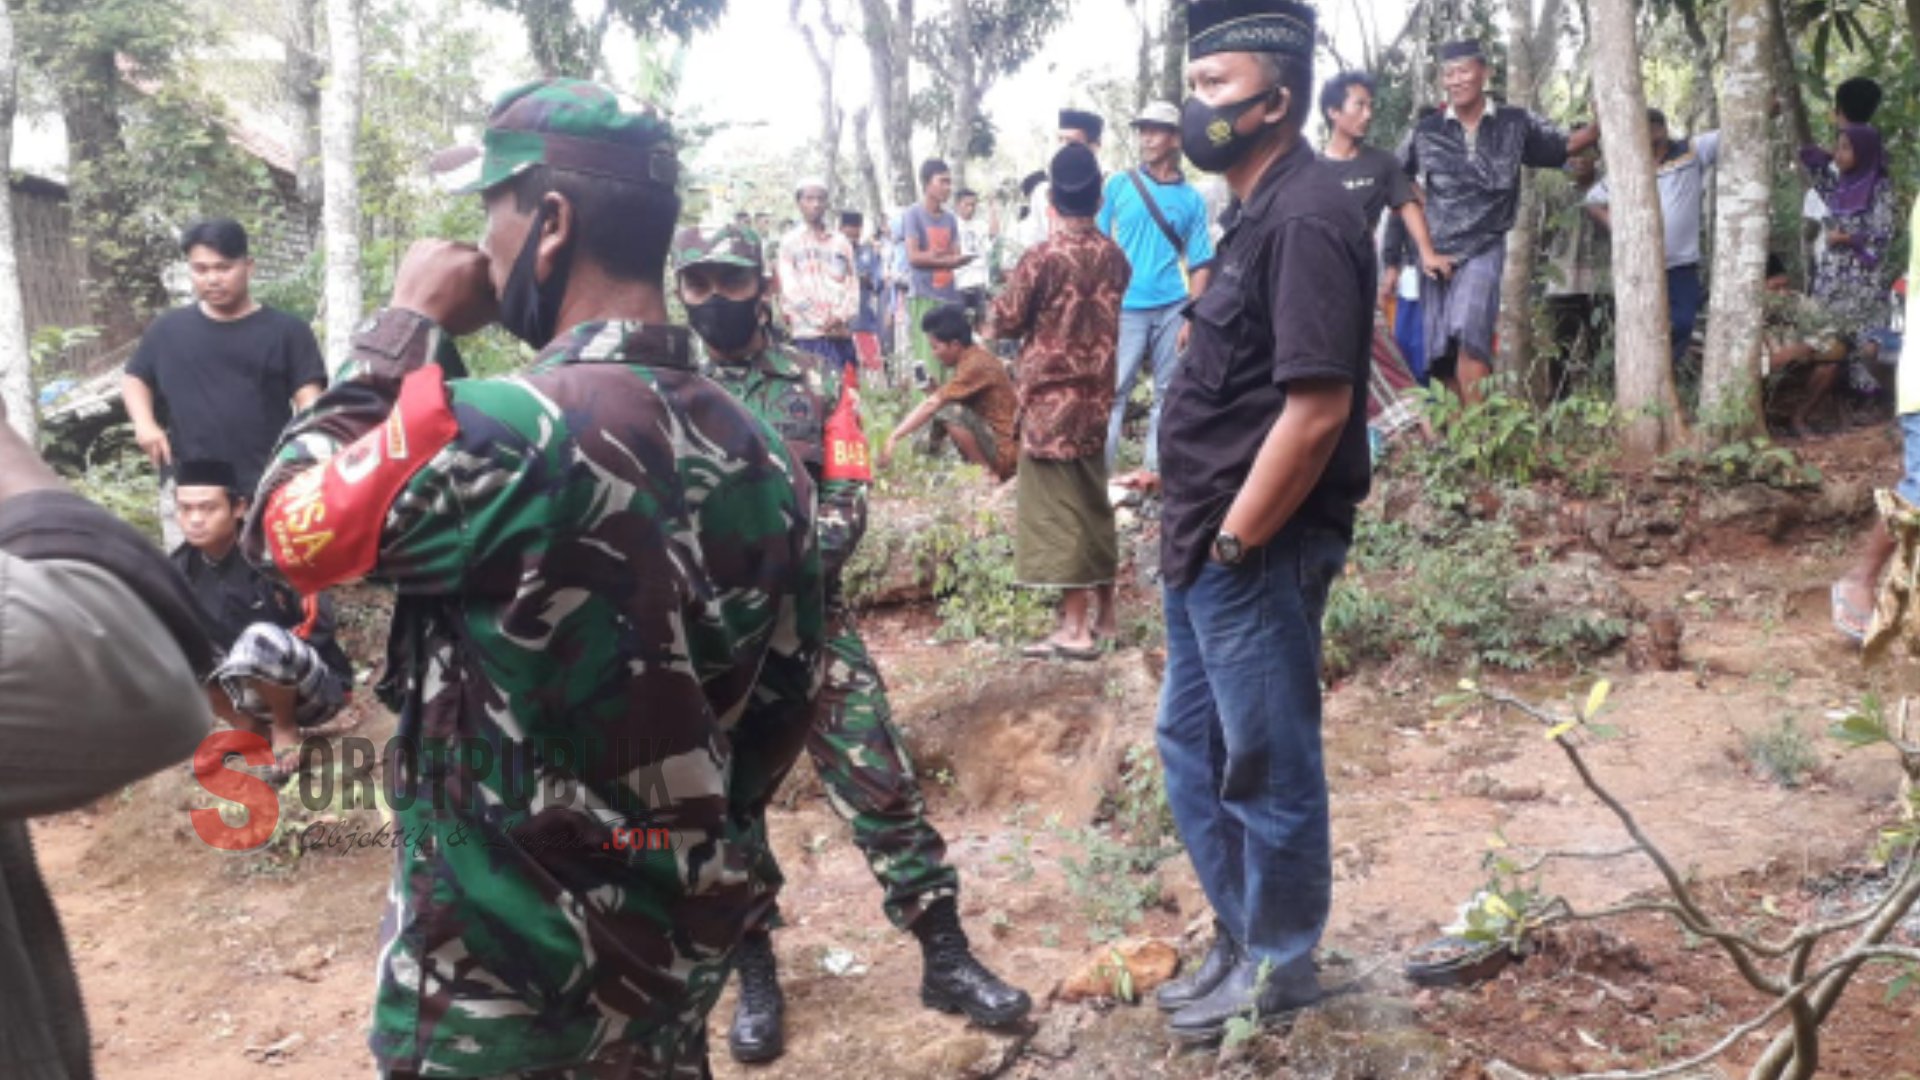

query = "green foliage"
1327;515;1628;674
1410;377;1620;500
65;431;159;543
478;0;723;78
927;518;1055;644
1053;820;1179;943
1464;841;1555;950
1663;437;1823;489
1743;717;1821;788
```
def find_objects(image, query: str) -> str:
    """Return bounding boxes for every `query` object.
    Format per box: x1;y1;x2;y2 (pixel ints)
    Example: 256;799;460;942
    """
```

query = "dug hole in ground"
31;424;1920;1080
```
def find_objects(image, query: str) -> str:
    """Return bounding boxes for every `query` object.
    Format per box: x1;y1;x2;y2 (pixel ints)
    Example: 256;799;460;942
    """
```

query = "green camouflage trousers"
754;603;959;931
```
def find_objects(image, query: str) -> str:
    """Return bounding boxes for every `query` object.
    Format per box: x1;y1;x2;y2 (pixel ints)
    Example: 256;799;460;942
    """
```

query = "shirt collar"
536;320;694;371
1220;137;1315;235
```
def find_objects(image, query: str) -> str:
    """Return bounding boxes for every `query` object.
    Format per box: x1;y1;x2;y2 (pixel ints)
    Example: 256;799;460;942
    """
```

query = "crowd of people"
2;0;1916;1077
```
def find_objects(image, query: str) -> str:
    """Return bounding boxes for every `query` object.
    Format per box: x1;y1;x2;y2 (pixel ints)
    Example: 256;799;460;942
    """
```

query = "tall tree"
0;3;33;441
13;0;192;344
846;102;886;228
1492;0;1565;402
480;0;724;78
1590;0;1687;455
858;0;915;207
1158;0;1186;104
790;0;847;202
1698;0;1775;438
913;0;1065;187
1766;0;1814;148
321;0;362;370
283;0;323;207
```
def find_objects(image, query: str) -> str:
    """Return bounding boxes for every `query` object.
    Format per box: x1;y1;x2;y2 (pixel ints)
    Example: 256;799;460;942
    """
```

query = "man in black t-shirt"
170;458;351;781
1317;72;1444;272
123;218;327;543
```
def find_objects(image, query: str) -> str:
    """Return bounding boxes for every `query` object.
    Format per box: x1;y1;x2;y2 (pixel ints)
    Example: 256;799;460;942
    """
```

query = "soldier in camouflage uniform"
241;80;824;1079
673;225;1032;1064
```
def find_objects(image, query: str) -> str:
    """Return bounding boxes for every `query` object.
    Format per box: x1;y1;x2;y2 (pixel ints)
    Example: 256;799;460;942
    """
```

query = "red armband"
263;365;459;593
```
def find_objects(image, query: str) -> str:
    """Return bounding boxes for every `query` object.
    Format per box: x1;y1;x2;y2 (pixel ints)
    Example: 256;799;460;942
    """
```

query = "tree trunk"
847;103;886;230
791;0;844;202
1494;0;1562;402
1673;0;1720;129
321;0;363;371
58;53;156;346
1590;0;1685;456
1908;0;1920;69
1765;0;1814;149
1158;0;1186;104
284;0;324;208
860;0;915;208
1698;0;1773;441
0;4;33;441
942;0;978;187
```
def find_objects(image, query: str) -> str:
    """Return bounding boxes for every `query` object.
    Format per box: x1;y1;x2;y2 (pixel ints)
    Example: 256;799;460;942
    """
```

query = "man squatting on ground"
672;224;1031;1065
880;303;1022;483
171;457;353;782
1403;37;1599;404
1152;0;1376;1042
244;78;824;1078
0;392;213;1080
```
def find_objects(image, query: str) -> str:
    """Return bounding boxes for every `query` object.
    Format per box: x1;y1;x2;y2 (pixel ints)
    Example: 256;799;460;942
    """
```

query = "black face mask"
498;198;574;348
687;294;762;355
1180;88;1279;173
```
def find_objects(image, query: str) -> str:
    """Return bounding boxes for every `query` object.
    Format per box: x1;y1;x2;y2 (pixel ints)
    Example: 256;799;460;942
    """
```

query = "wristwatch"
1211;530;1245;567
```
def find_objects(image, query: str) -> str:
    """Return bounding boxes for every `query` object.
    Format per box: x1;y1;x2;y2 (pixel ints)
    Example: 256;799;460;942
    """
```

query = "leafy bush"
1407;377;1619;502
1663;437;1823;490
1326;516;1626;673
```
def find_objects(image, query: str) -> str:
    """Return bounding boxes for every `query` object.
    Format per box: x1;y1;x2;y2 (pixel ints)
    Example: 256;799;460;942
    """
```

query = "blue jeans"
1395;296;1427;385
1106;302;1185;473
1156;525;1349;979
1669;264;1702;370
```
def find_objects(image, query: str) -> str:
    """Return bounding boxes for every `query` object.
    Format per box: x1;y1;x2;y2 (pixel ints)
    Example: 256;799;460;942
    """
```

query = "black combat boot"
1154;919;1241;1012
727;930;785;1063
912;896;1033;1026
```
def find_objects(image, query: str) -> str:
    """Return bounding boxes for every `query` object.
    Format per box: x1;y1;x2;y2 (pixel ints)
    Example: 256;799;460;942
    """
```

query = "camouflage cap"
672;224;762;272
432;78;677;195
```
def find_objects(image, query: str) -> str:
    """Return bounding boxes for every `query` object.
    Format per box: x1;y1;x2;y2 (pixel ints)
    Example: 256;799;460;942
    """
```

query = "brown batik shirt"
989;221;1131;461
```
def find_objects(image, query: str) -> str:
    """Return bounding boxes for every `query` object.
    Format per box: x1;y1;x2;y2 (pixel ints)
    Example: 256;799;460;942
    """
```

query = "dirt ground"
30;429;1920;1079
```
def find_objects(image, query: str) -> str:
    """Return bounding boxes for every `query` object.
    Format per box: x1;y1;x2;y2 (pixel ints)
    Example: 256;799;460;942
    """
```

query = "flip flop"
1051;643;1102;662
1831;582;1868;644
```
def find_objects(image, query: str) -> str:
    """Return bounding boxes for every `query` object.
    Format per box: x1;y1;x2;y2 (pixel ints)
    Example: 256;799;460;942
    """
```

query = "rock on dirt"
1056;938;1180;1003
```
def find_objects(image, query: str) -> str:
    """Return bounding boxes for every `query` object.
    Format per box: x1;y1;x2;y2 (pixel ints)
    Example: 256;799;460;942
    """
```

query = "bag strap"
1125;168;1186;260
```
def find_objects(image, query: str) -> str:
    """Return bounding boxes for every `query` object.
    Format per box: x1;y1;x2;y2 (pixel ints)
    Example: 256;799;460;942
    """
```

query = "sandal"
1831;582;1869;644
1051;643;1102;662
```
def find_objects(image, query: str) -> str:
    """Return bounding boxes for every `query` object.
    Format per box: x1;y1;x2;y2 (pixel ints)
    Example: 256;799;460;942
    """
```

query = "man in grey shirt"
0;393;212;1080
1585;108;1720;371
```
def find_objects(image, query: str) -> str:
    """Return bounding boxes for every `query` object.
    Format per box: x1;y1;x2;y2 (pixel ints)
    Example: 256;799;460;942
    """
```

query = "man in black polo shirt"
124;218;327;543
1402;39;1598;403
1150;0;1375;1042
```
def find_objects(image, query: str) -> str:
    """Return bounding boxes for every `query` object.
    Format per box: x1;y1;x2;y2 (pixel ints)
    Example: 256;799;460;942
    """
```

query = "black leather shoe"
913;897;1033;1026
727;931;785;1064
1166;956;1321;1043
1155;921;1241;1012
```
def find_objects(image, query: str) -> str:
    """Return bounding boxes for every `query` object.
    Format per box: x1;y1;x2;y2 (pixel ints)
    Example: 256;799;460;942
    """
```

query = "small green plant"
1664;437;1822;490
1221;959;1274;1048
1744;717;1820;788
1054;822;1179;942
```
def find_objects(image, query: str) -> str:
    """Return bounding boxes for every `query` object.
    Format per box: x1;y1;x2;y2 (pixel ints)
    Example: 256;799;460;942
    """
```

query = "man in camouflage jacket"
673;225;1031;1064
242;80;823;1079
